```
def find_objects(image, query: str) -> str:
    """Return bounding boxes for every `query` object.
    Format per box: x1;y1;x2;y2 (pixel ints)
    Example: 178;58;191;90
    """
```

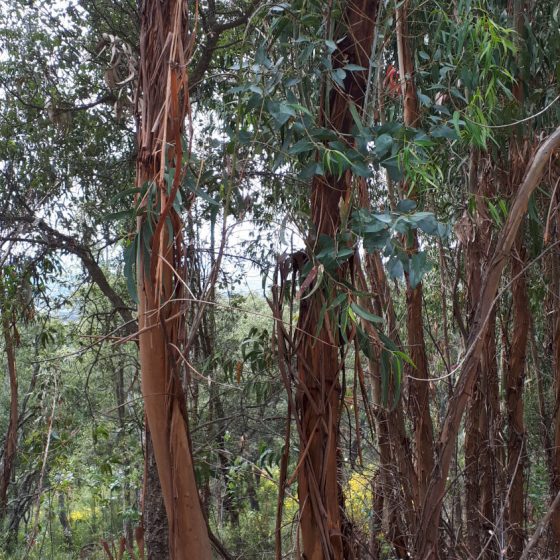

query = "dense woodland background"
1;0;560;558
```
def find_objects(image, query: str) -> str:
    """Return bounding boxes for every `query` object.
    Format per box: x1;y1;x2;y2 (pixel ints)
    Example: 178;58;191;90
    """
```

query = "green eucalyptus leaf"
409;251;431;288
396;199;417;213
374;134;393;158
350;302;383;324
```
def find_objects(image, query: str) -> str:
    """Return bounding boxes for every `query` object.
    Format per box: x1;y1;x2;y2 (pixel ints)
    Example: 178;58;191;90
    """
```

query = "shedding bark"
296;2;378;558
135;0;211;558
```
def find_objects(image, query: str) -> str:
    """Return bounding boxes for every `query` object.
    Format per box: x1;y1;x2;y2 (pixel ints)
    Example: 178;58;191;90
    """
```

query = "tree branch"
1;214;136;337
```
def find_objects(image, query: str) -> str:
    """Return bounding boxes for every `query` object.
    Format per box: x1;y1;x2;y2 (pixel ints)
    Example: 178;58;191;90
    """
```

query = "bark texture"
135;1;211;558
0;306;18;521
296;2;378;558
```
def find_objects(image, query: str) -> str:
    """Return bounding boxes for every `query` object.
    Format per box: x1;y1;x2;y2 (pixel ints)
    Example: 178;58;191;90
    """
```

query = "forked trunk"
135;1;211;558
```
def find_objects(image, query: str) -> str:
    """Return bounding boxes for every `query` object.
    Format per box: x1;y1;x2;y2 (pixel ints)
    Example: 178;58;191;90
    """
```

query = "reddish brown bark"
462;154;501;558
0;307;18;520
504;6;529;553
296;2;378;558
505;233;529;559
395;0;435;510
135;1;211;558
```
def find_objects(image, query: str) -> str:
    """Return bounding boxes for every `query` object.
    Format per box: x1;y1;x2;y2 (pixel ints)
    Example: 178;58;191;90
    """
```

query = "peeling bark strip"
135;1;211;558
296;2;378;559
416;126;560;559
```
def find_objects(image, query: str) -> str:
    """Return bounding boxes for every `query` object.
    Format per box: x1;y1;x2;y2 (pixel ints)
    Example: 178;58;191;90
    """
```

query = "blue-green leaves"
123;237;138;304
314;234;355;273
350;302;383;324
350;201;448;287
409;252;430;289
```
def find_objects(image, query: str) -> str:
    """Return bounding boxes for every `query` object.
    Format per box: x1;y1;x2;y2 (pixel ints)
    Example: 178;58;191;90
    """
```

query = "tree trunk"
58;491;72;546
505;233;529;559
504;5;529;553
462;152;501;558
395;0;435;511
0;303;18;522
296;2;378;558
135;1;211;558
